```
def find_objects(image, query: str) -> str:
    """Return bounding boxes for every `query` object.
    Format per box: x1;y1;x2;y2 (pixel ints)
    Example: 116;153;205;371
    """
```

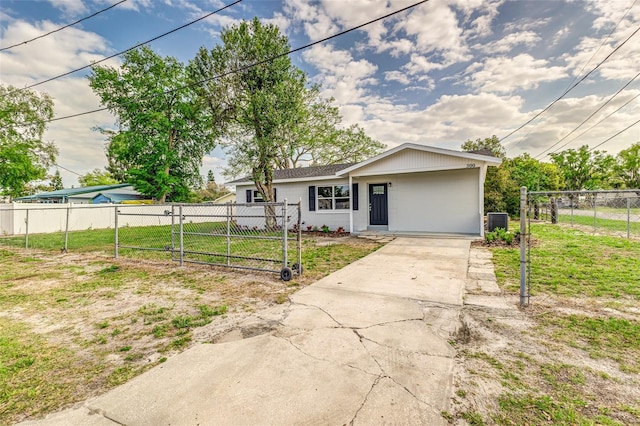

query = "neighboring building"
14;184;146;204
229;143;501;236
210;192;236;204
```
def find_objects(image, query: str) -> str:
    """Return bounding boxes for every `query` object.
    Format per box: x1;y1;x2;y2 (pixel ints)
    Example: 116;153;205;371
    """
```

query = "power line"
499;23;640;143
505;0;639;151
534;72;640;159
0;0;128;52
13;0;244;92
588;117;640;151
560;0;638;100
54;163;83;176
545;93;640;156
20;0;431;126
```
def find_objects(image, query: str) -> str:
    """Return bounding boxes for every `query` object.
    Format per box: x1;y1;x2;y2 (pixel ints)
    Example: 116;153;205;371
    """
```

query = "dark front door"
369;183;388;226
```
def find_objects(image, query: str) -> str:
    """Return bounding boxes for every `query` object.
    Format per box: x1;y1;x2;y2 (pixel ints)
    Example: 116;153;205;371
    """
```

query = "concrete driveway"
20;237;474;426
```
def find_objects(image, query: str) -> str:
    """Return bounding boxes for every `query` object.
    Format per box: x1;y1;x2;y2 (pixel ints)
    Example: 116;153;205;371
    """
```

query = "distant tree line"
463;136;640;216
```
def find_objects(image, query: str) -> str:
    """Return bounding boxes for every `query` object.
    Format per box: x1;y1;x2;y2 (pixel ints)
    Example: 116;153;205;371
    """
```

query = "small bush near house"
484;227;520;246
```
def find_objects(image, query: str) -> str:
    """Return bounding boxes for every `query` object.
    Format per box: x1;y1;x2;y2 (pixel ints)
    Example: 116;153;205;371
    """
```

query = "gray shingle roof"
227;163;355;184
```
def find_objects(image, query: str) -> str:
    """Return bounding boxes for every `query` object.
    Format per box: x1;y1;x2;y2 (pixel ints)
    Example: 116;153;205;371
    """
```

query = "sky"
1;0;640;188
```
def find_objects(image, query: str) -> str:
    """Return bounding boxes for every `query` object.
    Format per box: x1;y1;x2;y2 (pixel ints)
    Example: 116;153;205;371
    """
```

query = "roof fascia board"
350;164;482;177
231;175;347;186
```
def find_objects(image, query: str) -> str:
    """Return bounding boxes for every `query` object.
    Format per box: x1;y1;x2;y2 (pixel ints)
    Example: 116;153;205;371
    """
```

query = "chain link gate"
519;188;640;306
115;201;302;280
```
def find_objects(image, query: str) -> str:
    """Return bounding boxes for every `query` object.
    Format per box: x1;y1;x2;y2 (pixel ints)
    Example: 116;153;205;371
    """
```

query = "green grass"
474;222;640;426
0;318;102;422
557;214;640;234
0;235;383;423
492;223;640;298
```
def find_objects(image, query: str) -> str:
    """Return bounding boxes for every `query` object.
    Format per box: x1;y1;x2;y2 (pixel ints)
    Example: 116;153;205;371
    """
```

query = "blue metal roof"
15;184;132;202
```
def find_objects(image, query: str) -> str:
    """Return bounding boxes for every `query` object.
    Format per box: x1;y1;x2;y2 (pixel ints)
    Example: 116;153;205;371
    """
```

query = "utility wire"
54;163;83;176
0;0;128;52
535;72;640;159
21;0;431;126
545;93;640;155
559;0;638;101
588;117;640;151
499;23;640;143
504;0;638;151
13;0;243;92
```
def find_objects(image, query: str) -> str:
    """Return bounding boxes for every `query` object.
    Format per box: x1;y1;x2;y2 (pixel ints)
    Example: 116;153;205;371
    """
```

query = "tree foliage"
189;18;305;212
549;145;614;190
50;170;64;190
615;142;640;190
270;87;384;169
0;84;57;199
189;19;384;220
461;135;506;159
78;168;119;187
463;139;562;215
88;46;218;202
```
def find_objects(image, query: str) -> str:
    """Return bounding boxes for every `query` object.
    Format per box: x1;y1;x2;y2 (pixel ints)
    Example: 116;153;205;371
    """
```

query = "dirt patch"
450;293;640;424
1;236;383;424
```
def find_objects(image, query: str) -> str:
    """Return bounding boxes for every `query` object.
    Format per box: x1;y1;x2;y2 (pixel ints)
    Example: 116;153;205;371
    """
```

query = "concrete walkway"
20;237;475;426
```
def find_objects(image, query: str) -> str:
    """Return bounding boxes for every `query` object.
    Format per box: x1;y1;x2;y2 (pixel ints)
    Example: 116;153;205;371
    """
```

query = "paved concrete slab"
19;237;473;426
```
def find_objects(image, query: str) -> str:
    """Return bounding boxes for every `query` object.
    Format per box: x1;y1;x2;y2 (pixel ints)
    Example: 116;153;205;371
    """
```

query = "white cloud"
384;71;410;85
303;44;377;104
475;30;541;54
263;12;291;33
505;90;640;156
0;16;118;186
47;0;88;16
465;54;568;94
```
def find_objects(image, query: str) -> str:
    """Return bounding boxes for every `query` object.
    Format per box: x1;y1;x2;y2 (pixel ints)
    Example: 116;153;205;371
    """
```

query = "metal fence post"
520;186;527;307
297;201;302;275
226;203;231;266
282;200;288;269
627;197;631;239
171;204;175;258
593;193;598;233
64;205;70;253
25;209;29;249
179;205;184;266
114;206;119;259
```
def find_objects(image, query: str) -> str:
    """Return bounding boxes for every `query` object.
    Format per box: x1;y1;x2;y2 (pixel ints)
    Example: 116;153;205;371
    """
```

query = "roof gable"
338;143;501;177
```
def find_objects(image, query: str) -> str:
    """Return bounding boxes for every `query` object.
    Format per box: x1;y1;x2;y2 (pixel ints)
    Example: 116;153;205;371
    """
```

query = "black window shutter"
246;189;252;203
308;186;316;211
273;188;277;202
352;183;359;210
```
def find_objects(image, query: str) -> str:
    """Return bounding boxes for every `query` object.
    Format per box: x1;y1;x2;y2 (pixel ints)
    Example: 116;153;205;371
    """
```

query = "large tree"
549;145;613;190
89;46;218;202
615;142;640;190
78;168;119;187
189;18;307;227
461;135;506;159
0;84;57;199
270;87;384;169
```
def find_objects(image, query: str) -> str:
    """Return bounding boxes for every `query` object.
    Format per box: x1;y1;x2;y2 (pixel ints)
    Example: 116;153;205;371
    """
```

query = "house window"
317;185;350;210
252;190;264;202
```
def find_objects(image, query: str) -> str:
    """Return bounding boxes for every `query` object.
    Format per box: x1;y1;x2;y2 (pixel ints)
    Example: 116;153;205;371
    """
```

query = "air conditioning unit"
487;212;509;232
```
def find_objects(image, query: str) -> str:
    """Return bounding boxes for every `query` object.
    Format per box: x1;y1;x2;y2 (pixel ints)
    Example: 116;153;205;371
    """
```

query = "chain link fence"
518;189;640;306
0;201;303;280
0;204;117;252
116;201;302;280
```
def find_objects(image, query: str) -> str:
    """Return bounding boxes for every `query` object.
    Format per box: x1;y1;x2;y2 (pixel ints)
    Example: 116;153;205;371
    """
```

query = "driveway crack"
290;301;344;327
349;375;382;425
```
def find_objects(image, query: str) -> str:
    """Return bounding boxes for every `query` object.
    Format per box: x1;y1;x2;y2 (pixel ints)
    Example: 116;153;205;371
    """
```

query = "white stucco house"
229;143;502;236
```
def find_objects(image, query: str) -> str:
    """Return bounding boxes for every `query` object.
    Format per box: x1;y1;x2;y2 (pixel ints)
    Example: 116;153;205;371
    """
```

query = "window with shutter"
308;186;316;211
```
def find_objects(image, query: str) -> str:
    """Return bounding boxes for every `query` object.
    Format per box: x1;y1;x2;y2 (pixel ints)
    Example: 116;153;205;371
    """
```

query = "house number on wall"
466;163;476;168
